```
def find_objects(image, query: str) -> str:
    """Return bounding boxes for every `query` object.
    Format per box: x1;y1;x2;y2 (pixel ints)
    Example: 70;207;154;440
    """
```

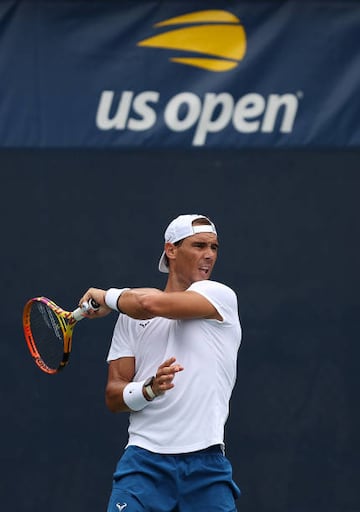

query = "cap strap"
192;225;216;234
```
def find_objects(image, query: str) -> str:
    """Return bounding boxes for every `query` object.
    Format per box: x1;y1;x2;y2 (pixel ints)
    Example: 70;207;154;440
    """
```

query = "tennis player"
80;214;242;512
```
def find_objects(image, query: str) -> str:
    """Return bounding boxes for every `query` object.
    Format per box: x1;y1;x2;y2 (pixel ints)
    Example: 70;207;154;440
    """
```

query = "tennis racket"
23;296;99;374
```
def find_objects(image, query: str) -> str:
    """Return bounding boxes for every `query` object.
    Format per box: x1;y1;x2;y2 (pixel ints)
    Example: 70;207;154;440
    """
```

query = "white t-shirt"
107;280;242;454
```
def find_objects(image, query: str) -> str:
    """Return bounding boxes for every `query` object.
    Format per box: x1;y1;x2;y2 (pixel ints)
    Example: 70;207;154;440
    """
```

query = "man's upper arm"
118;284;224;321
151;290;222;320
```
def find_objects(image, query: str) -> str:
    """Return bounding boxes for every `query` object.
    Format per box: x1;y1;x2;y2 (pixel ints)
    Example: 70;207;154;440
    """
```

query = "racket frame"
23;296;87;374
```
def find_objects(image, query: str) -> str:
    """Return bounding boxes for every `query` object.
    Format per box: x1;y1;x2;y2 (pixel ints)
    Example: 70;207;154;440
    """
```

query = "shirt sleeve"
106;314;134;362
187;280;239;325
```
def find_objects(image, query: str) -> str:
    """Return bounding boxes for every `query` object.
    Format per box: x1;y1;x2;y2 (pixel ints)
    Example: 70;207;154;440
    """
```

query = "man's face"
168;232;219;284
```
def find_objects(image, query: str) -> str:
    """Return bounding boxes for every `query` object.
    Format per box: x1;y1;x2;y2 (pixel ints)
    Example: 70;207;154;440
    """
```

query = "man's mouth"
199;266;210;275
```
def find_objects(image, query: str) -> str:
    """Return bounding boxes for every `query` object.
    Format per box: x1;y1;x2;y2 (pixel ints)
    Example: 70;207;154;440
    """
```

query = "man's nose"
204;246;215;259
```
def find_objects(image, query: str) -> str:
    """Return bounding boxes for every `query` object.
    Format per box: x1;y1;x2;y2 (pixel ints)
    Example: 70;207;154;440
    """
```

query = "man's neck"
164;274;192;293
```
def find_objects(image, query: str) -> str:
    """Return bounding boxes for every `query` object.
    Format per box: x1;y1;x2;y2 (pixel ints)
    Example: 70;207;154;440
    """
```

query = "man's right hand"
79;287;112;318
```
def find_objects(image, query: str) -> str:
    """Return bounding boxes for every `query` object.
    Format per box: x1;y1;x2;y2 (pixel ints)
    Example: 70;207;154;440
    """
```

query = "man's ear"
164;242;177;263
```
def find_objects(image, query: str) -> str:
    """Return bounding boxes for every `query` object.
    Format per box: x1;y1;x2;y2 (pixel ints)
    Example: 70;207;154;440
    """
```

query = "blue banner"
0;1;359;147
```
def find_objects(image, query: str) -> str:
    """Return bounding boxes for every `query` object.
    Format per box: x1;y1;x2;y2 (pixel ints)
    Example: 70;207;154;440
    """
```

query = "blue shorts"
107;445;241;512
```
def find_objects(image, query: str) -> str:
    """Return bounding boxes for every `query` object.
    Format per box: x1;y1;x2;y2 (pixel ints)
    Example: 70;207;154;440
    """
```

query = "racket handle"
89;298;100;309
72;299;100;321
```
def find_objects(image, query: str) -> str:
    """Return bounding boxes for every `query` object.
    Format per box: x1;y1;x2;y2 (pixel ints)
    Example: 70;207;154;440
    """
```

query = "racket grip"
89;298;100;310
72;299;100;321
81;299;100;312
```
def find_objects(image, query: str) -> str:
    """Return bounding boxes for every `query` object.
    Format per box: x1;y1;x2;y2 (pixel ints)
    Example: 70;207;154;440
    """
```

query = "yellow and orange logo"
137;10;246;72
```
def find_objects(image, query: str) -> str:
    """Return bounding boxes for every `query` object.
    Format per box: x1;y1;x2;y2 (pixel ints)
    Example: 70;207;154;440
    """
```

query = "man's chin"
196;271;211;281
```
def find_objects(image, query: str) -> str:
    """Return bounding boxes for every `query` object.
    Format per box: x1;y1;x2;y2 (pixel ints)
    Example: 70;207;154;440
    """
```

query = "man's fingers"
152;358;184;396
158;357;177;369
158;357;184;372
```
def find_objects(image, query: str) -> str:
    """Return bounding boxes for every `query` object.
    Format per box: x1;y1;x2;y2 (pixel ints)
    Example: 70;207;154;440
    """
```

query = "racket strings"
30;302;65;370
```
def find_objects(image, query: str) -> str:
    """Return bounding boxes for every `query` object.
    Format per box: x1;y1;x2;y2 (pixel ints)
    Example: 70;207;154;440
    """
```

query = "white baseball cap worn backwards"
158;214;217;273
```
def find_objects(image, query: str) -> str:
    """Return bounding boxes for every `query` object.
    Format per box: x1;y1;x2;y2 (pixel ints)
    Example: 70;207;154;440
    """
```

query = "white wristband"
123;380;149;411
105;288;130;312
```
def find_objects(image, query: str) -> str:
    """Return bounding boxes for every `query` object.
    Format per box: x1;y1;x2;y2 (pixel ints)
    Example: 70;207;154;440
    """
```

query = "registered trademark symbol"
297;91;304;99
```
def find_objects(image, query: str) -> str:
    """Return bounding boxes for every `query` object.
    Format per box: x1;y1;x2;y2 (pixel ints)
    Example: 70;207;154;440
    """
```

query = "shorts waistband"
165;444;224;457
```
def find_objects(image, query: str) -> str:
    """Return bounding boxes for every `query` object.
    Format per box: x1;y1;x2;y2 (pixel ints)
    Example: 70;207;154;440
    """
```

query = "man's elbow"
105;386;128;413
137;294;162;318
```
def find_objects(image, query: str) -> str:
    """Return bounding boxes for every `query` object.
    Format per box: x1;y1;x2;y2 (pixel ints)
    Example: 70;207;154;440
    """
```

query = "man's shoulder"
189;279;235;292
189;280;240;326
188;280;237;301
